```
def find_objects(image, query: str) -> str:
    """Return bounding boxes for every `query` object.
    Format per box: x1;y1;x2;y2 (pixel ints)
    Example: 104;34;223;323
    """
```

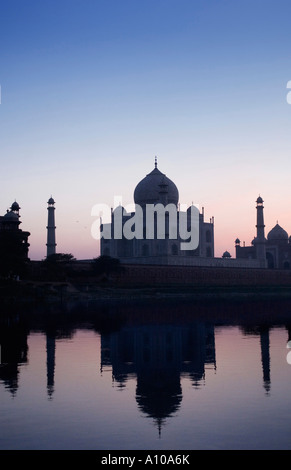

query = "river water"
1;296;291;450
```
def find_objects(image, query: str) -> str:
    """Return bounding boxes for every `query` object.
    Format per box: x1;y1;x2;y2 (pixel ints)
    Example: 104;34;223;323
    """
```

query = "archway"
266;252;275;269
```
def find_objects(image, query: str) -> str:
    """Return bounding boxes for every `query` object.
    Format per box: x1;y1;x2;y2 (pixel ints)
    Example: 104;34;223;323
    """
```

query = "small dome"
235;238;240;245
222;250;231;258
11;201;20;212
267;223;288;241
256;196;263;204
48;197;55;205
4;210;18;220
134;165;179;207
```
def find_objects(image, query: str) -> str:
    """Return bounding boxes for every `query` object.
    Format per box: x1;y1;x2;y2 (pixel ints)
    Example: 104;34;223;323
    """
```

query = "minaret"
46;197;56;257
254;196;266;264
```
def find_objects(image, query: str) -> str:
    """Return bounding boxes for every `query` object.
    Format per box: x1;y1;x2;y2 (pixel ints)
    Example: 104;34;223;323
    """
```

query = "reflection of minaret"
46;332;56;399
260;328;271;395
46;197;56;257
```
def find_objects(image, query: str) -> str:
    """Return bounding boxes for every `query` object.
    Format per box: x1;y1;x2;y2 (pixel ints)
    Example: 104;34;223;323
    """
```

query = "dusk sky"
1;0;291;260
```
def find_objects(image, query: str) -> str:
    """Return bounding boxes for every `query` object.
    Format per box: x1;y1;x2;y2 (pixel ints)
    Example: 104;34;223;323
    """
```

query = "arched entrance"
266;252;275;269
283;261;290;270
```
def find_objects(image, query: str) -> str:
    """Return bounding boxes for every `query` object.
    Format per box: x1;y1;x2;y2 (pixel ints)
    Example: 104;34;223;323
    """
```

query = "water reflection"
238;325;271;395
45;324;76;399
0;316;29;396
260;328;271;394
46;333;55;398
101;323;216;434
1;299;291;443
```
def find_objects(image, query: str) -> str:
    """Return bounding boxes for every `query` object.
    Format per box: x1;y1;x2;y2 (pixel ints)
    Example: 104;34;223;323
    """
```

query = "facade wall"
200;220;214;257
236;240;291;269
100;208;215;263
266;241;291;269
236;245;256;259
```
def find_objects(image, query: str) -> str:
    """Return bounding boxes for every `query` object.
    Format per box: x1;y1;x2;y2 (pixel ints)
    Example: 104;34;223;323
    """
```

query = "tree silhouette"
41;253;76;280
91;255;122;277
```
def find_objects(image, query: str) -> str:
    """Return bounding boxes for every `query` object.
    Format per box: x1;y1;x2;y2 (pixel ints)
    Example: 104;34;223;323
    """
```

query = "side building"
0;201;30;276
236;196;291;269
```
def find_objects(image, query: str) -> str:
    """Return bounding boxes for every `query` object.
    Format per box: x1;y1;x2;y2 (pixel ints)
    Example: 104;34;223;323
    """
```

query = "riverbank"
2;277;291;311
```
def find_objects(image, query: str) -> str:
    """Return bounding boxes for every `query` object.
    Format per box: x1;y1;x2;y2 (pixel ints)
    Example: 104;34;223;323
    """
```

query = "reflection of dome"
134;164;179;206
136;372;182;436
267;223;288;241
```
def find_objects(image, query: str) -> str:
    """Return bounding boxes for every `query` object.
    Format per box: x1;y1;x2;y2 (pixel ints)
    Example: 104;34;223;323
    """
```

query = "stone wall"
118;255;265;269
112;263;291;288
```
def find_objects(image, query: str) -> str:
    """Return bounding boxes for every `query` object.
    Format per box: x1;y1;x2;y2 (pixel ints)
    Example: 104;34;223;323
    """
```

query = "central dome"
134;165;179;207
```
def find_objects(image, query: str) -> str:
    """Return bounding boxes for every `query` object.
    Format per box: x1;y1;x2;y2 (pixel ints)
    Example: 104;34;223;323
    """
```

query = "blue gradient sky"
1;0;291;260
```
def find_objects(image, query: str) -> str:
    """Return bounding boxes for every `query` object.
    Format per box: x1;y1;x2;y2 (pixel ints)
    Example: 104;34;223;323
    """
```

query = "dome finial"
155;155;158;169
